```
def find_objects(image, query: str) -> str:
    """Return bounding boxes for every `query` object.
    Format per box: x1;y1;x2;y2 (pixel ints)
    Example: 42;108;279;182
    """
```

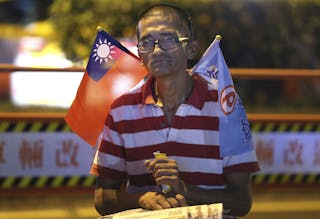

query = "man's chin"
150;68;171;77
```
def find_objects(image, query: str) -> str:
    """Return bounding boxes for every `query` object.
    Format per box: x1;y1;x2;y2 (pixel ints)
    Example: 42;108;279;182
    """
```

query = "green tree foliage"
49;0;320;113
49;0;159;60
49;0;320;68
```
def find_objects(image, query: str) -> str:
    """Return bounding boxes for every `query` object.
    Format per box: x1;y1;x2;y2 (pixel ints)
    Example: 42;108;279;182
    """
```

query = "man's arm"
94;177;141;215
184;172;252;217
94;177;187;216
147;158;253;217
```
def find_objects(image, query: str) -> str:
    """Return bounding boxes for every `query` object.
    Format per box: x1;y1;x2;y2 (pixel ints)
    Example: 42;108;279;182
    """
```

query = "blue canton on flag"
86;30;133;81
191;35;254;157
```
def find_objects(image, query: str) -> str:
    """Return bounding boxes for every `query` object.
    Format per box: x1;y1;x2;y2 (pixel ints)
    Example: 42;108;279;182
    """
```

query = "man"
90;3;260;218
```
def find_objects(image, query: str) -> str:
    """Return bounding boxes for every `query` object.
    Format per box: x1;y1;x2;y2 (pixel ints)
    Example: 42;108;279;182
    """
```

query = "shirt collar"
141;74;210;110
186;74;210;109
141;76;156;105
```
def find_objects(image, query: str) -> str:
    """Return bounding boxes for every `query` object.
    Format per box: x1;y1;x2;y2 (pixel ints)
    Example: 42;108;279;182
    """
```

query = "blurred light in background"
9;36;139;108
10;36;83;108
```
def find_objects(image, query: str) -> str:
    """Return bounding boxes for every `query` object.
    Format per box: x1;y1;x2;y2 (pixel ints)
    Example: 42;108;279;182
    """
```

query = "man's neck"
155;72;193;107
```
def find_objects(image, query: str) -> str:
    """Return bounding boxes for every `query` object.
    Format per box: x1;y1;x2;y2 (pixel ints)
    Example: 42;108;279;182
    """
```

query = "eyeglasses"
137;36;189;53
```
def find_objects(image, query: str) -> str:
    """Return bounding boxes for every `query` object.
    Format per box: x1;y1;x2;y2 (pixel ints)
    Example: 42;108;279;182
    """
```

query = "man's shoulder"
110;76;151;110
110;88;143;110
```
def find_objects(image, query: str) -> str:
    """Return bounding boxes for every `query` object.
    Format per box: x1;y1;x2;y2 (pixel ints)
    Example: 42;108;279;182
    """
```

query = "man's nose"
153;42;164;54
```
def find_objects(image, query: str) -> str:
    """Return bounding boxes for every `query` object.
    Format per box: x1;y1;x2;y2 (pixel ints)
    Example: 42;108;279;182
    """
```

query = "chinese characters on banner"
0;133;94;177
56;140;79;168
315;141;320;165
0;132;320;177
253;133;320;173
0;140;6;164
20;139;43;169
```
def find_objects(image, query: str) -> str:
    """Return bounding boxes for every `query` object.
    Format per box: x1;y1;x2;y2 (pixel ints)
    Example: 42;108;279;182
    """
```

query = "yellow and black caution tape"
1;174;320;188
252;173;320;184
1;121;319;188
1;121;319;133
0;121;71;132
0;176;96;188
250;122;320;133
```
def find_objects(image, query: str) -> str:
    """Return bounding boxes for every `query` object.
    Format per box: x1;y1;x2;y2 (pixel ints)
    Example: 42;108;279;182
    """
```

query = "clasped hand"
138;158;188;210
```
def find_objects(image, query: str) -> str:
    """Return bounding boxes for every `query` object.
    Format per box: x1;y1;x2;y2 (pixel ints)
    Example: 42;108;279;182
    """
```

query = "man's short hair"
137;3;194;40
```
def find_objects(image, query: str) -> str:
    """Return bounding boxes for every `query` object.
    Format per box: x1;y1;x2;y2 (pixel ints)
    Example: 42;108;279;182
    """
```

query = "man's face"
137;13;190;78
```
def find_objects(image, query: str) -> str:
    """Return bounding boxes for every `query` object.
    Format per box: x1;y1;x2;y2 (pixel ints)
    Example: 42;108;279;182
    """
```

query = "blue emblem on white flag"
191;35;254;157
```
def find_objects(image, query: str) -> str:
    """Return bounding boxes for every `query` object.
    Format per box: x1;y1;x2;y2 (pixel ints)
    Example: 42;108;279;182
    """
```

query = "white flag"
191;35;254;156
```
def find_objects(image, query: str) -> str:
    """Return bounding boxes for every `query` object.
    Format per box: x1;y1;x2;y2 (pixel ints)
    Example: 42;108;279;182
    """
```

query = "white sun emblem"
92;38;115;64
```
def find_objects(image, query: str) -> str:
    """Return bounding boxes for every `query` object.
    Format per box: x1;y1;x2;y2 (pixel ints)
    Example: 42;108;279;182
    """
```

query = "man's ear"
186;40;199;60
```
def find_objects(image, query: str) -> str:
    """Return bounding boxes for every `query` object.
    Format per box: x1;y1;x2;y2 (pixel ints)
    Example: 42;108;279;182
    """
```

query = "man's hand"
144;158;187;195
138;192;187;210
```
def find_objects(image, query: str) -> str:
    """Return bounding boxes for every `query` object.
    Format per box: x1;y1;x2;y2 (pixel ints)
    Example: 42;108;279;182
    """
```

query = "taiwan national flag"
65;29;147;146
191;35;254;157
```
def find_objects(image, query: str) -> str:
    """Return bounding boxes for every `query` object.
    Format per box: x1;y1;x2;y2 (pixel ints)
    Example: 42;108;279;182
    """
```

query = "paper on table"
99;203;223;219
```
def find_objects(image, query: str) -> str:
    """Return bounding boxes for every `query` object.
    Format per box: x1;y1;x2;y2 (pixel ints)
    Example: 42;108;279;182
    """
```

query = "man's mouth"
152;59;168;65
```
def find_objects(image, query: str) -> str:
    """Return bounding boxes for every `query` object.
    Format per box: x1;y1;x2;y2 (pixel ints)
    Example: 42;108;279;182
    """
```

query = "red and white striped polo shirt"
90;74;259;193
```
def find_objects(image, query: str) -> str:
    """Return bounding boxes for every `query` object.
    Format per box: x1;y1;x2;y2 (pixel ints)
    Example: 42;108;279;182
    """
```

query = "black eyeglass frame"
137;36;189;53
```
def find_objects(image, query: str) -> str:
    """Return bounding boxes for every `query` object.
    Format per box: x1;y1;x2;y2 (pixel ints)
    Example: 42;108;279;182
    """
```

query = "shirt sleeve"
90;113;127;180
222;149;260;174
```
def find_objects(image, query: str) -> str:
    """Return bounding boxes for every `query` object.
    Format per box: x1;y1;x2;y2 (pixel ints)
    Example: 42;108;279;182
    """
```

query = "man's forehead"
144;8;180;20
139;17;179;29
138;19;181;39
137;7;190;39
139;8;183;26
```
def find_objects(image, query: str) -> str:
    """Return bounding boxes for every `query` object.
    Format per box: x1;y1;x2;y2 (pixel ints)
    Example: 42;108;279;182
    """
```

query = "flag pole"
215;34;222;40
